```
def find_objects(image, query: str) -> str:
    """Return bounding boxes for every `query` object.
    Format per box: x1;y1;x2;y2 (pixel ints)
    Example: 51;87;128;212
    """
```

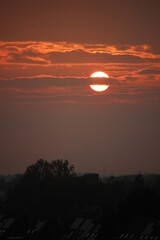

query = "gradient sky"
0;0;160;175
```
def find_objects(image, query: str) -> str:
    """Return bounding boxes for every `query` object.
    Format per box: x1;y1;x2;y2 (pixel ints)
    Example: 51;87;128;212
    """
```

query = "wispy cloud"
0;41;160;66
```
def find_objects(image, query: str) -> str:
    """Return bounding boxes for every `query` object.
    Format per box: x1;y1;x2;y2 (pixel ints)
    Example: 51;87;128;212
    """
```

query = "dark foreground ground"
1;160;160;240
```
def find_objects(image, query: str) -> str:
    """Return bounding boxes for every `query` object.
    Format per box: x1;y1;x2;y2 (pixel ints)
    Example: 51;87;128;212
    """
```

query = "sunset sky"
0;0;160;175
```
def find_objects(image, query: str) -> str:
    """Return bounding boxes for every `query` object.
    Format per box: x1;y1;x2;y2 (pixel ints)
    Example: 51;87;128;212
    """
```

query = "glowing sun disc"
90;85;109;92
90;71;109;78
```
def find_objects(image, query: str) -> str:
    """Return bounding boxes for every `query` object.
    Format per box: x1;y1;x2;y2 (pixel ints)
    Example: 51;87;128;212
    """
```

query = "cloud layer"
0;41;160;104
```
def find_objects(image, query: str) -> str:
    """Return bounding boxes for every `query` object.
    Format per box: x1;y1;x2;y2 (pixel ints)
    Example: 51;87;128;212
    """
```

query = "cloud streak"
0;75;159;105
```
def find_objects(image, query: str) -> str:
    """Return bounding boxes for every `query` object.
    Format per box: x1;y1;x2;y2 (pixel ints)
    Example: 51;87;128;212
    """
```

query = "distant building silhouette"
81;174;99;183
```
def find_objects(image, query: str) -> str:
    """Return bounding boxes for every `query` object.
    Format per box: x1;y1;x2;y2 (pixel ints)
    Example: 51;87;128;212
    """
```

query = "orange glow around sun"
90;71;109;92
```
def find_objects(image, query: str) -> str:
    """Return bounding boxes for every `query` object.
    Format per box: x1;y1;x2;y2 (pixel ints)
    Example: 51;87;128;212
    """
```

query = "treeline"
0;159;160;229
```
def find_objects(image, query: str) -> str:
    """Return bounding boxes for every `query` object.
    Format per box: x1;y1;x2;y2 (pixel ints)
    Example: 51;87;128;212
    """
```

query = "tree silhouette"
25;159;52;179
24;159;75;179
5;159;76;216
51;159;75;177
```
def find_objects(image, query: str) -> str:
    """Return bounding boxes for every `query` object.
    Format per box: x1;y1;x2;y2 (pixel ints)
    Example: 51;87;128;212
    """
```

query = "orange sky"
0;0;160;175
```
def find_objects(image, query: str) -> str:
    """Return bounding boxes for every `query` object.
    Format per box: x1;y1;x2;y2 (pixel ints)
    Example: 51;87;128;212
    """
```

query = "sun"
90;71;109;78
90;85;109;92
90;71;109;92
